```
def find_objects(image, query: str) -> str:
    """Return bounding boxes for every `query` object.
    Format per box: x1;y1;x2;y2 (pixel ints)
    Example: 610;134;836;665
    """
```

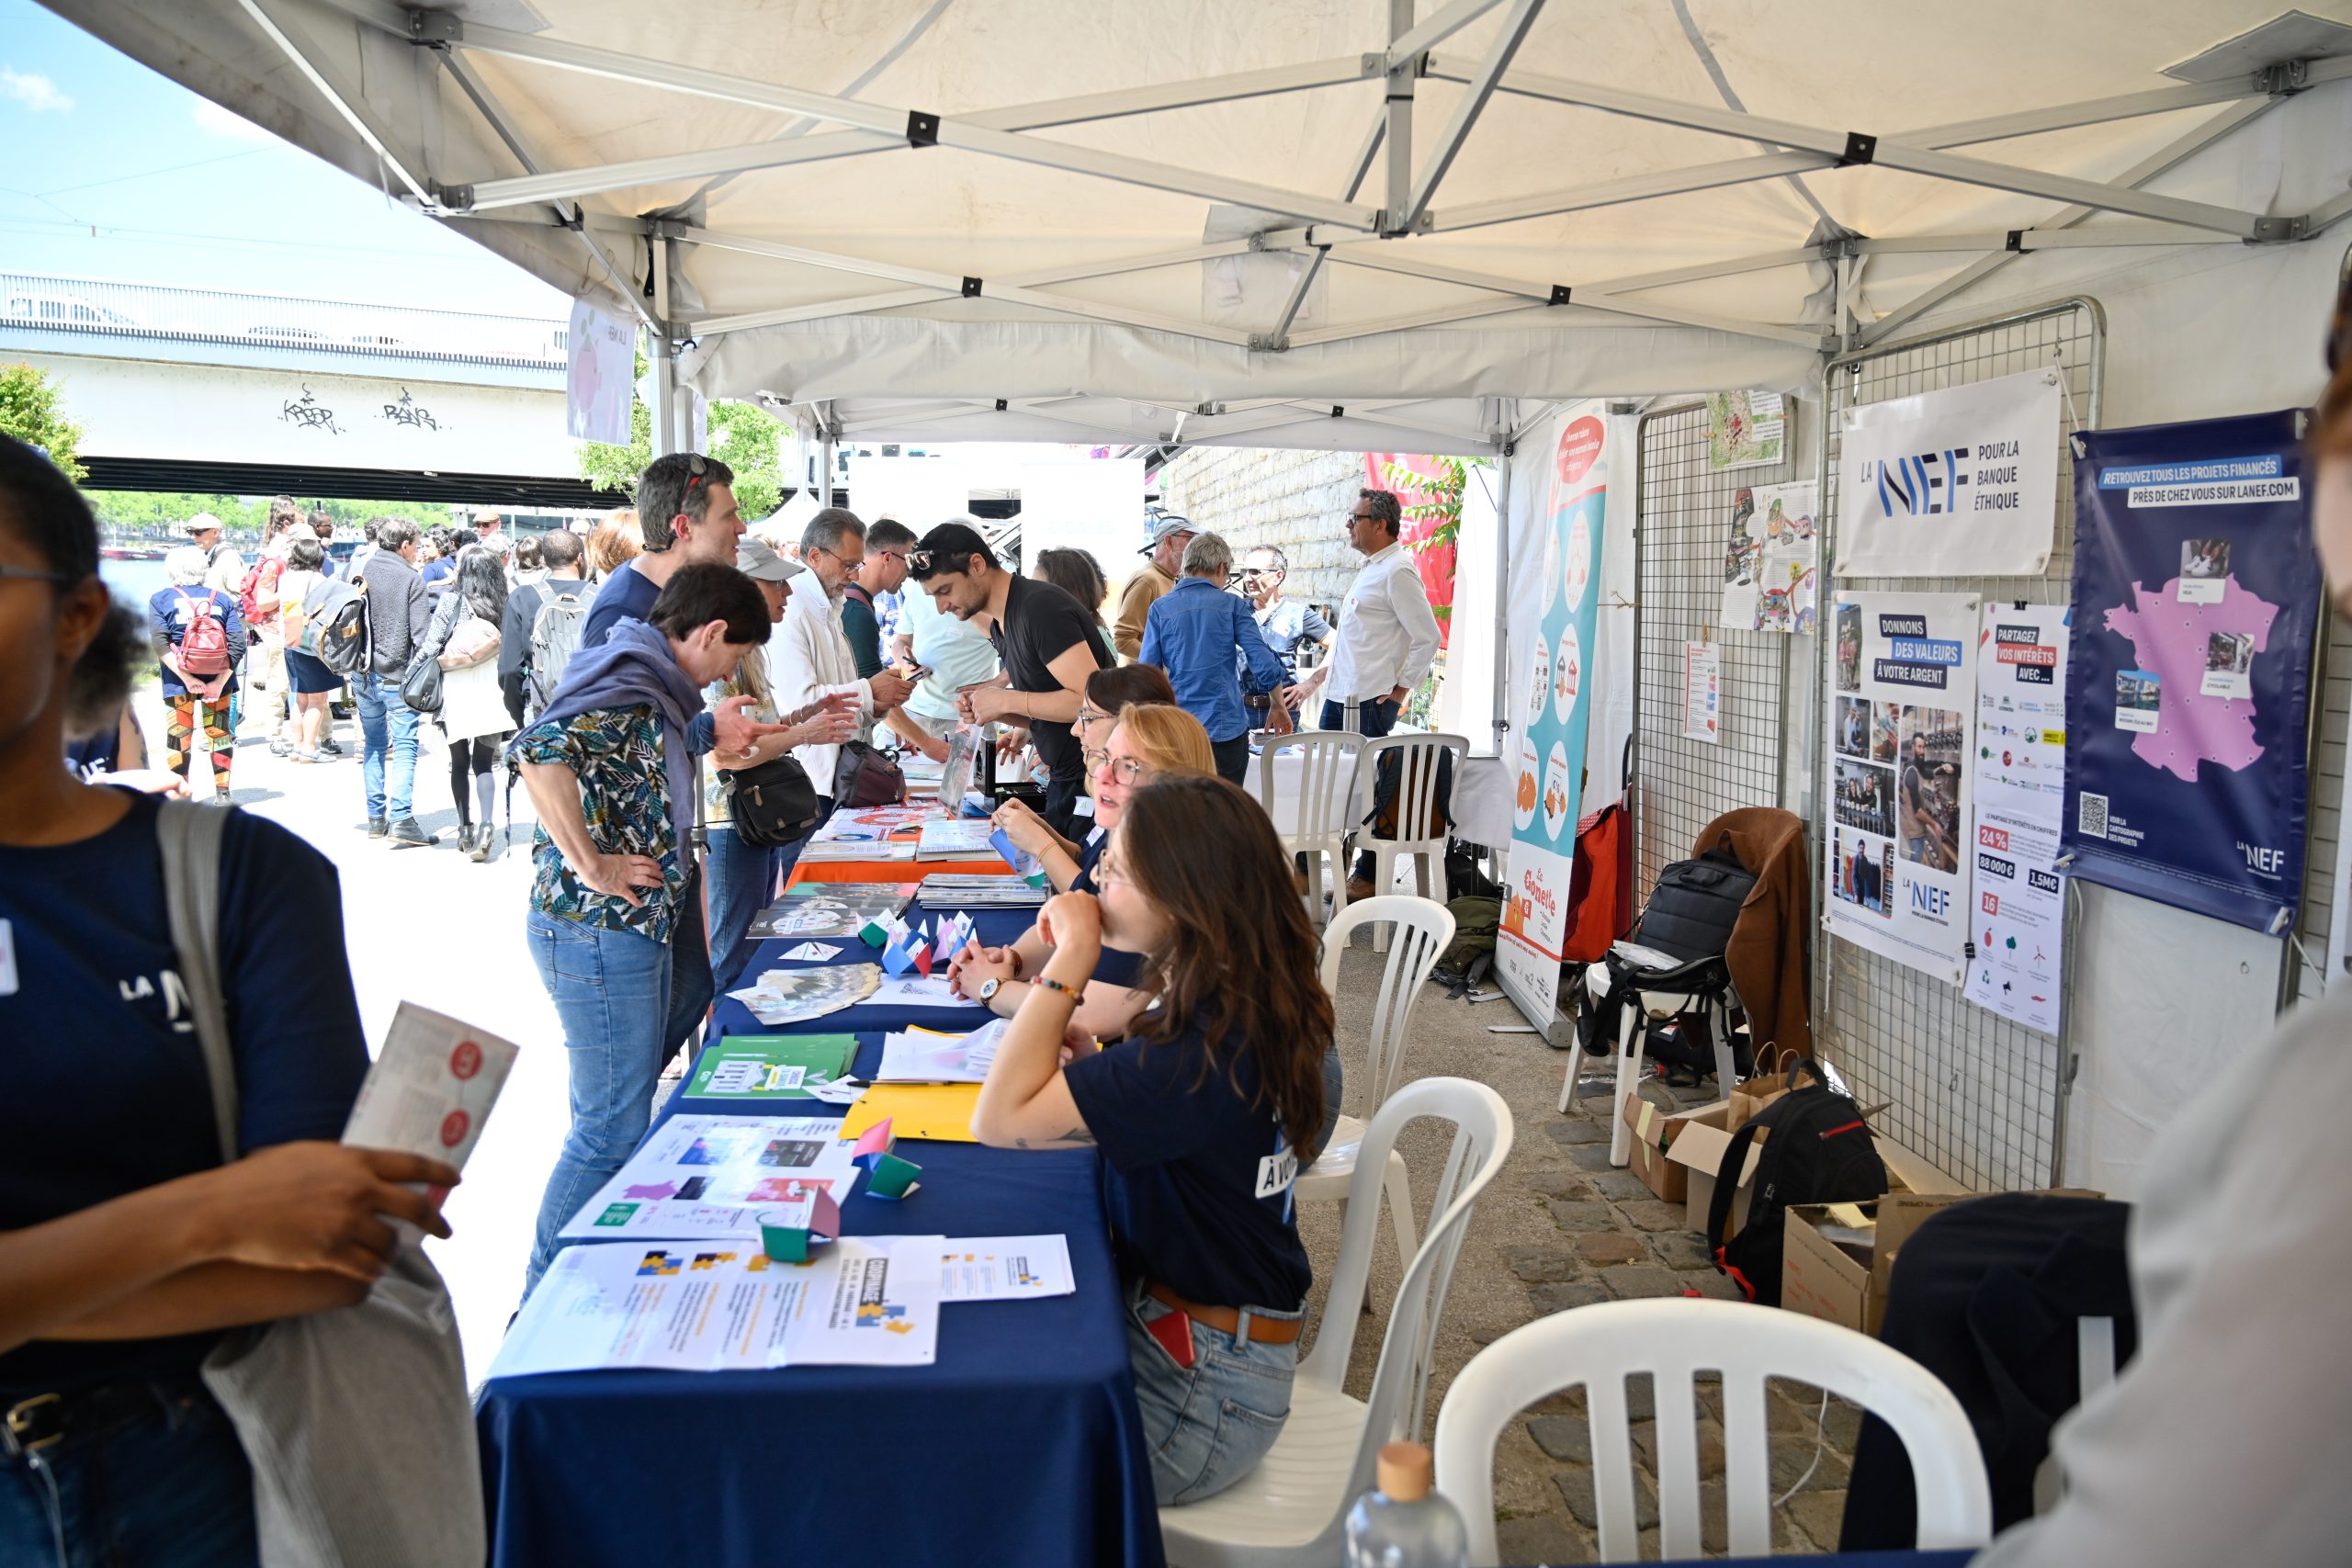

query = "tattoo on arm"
1012;1126;1097;1151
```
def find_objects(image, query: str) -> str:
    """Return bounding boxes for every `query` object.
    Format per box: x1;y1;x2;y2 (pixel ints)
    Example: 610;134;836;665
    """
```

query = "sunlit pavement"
158;690;570;1384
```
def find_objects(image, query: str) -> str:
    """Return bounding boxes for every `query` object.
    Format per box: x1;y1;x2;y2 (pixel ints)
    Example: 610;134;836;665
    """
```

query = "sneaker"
320;738;344;756
366;817;390;839
204;791;234;807
389;818;437;848
268;739;290;757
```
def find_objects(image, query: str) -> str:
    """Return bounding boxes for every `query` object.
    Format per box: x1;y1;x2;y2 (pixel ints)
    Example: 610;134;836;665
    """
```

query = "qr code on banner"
2078;792;2109;840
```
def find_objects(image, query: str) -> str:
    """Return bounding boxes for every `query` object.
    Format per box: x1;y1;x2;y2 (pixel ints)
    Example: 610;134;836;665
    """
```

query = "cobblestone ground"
1300;942;1862;1562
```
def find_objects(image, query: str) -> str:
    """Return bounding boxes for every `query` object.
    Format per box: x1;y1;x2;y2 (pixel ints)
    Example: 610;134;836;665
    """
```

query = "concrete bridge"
3;272;622;507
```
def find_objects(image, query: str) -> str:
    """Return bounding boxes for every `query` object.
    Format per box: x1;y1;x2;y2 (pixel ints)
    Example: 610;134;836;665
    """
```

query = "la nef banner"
1498;406;1610;1027
2062;411;2318;933
1836;369;2061;579
1826;592;1980;986
1965;603;2070;1036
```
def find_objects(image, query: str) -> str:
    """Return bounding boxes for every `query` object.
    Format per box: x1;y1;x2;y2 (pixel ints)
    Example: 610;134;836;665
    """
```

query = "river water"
99;556;174;605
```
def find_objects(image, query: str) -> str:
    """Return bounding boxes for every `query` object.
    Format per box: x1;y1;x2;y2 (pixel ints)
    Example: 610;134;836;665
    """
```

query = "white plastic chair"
1294;896;1454;1271
1350;732;1468;950
1431;1299;1993;1565
1159;1077;1515;1568
1565;956;1742;1165
1254;729;1367;923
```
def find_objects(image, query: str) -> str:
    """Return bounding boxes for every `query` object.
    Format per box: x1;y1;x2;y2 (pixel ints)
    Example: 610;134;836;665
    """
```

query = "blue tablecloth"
478;908;1167;1568
1661;1554;1973;1567
709;899;1037;1039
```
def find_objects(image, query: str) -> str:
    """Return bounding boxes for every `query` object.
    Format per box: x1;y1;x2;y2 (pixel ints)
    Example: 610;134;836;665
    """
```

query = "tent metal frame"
245;0;2351;453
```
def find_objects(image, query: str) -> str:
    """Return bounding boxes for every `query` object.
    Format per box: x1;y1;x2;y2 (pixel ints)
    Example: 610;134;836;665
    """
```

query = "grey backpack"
524;582;594;725
158;801;483;1568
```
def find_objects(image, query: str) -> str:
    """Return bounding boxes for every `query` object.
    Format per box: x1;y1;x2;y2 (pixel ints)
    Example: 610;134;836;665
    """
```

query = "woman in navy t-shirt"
971;773;1333;1505
0;439;458;1564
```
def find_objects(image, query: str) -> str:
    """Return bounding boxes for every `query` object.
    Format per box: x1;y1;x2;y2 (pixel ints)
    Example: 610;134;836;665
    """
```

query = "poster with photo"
1704;389;1784;470
1963;603;2069;1035
1724;481;1819;633
1498;403;1610;1027
1823;592;1980;986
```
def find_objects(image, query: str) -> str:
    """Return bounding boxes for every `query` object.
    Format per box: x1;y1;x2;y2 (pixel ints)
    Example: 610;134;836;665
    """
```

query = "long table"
476;890;1166;1568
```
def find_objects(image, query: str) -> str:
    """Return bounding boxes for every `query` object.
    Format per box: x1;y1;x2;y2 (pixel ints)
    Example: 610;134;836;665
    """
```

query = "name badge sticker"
1254;1146;1298;1200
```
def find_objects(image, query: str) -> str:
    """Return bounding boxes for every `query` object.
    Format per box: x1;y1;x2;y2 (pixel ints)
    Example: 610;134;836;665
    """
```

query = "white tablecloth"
1242;746;1512;852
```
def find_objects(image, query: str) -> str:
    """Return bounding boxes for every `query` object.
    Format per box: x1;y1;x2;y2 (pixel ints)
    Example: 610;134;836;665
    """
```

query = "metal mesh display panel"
1815;299;2103;1192
1632;403;1797;902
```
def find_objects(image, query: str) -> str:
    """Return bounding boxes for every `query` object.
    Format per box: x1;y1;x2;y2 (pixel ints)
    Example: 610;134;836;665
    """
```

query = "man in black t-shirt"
911;522;1111;837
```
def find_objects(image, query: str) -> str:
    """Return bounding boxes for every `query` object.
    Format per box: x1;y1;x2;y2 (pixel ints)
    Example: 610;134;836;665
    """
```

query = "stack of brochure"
919;874;1047;908
916;818;999;860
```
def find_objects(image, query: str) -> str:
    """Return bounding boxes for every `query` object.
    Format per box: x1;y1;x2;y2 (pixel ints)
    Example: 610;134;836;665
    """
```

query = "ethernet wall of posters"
1497;403;1611;1026
1826;592;1981;986
1964;604;2070;1035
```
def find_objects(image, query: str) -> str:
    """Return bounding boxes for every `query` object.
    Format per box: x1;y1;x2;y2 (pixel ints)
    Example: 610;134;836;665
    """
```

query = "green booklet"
685;1035;859;1100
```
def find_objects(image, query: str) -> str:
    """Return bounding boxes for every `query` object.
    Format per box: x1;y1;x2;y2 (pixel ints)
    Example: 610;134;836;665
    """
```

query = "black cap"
910;522;995;578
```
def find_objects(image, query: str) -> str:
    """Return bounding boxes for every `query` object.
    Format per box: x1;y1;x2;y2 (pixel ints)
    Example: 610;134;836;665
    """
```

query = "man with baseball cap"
1111;513;1194;660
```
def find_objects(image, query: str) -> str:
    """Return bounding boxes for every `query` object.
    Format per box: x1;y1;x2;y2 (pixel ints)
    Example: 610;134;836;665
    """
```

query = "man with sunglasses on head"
911;522;1111;838
1239;544;1332;727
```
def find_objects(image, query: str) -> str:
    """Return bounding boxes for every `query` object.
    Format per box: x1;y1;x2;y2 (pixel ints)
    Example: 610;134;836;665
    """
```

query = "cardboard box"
1616;1095;1729;1205
1781;1187;2099;1336
1664;1103;1763;1235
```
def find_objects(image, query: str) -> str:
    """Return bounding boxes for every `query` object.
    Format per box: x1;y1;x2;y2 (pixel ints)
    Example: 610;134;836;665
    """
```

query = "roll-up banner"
1497;402;1611;1028
1836;368;2062;579
2062;412;2319;934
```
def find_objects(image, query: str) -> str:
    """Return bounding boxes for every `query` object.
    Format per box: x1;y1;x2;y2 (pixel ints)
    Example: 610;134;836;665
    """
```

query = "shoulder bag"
157;800;485;1568
831;738;906;808
731;752;822;847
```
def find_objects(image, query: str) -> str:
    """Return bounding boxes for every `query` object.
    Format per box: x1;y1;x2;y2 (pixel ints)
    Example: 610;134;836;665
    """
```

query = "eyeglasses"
905;547;933;574
0;563;72;584
1092;850;1129;890
1347;510;1379;524
1076;704;1113;728
1082;750;1152;785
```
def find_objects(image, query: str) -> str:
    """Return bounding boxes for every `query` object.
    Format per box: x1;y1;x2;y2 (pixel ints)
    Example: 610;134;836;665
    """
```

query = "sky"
0;0;570;317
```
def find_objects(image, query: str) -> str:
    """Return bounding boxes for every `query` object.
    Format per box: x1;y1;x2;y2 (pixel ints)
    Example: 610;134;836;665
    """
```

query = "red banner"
1363;451;1458;649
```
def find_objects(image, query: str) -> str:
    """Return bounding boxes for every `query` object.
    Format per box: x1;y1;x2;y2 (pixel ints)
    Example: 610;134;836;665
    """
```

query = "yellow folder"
840;1082;983;1144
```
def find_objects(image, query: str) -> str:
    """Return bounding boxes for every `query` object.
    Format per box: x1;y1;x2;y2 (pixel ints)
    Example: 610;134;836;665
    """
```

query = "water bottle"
1344;1441;1468;1568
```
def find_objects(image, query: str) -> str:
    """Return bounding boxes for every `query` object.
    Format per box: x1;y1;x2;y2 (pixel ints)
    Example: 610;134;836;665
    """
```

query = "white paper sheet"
487;1235;944;1377
778;942;844;961
877;1020;1006;1084
341;1002;518;1170
556;1115;861;1240
938;1235;1076;1302
869;974;984;1010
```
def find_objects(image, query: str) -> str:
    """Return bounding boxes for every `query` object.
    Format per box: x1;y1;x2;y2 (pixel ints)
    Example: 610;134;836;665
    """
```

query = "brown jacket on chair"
1690;807;1811;1058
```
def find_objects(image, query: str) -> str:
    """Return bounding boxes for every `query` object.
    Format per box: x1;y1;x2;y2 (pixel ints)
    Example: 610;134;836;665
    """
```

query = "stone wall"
1153;446;1368;607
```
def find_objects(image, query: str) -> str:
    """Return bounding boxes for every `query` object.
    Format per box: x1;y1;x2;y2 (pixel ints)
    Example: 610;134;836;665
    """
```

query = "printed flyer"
1963;603;2070;1035
1826;592;1981;986
1720;480;1819;633
1498;403;1610;1026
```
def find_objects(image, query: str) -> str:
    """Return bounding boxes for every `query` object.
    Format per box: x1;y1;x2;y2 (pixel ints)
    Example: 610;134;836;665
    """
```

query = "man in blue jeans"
513;562;785;1292
355;516;436;847
1138;531;1291;785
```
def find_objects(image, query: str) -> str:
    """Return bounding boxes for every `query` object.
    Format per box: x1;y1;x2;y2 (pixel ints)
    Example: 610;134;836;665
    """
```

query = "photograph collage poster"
1498;403;1611;1026
1826;591;1981;985
1965;603;2071;1035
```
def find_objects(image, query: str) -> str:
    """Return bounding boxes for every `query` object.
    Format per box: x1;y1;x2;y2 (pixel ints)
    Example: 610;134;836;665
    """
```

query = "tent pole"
1491;404;1514;755
1384;0;1415;226
649;231;678;458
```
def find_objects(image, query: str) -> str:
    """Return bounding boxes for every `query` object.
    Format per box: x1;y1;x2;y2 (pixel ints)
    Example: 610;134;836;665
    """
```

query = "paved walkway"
180;690;1860;1555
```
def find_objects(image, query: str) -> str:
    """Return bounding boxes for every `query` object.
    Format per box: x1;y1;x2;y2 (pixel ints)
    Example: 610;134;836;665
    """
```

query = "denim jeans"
1126;1280;1301;1506
704;829;781;994
526;909;672;1293
0;1382;257;1568
1209;734;1250;788
354;671;422;821
1321;696;1400;880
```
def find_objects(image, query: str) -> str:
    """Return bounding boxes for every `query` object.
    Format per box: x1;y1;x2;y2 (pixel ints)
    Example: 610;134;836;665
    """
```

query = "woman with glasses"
951;703;1211;1040
969;772;1331;1504
989;663;1173;891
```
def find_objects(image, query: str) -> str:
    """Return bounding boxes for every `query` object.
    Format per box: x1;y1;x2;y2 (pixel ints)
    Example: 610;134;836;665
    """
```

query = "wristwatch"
978;977;1003;1003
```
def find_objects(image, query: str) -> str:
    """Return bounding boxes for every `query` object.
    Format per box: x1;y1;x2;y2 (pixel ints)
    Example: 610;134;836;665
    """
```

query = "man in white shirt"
770;509;916;804
1290;488;1441;897
1292;488;1440;735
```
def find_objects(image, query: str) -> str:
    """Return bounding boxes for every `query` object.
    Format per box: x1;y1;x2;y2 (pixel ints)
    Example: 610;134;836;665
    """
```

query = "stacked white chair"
1159;1077;1515;1568
1293;896;1453;1271
1431;1298;1994;1564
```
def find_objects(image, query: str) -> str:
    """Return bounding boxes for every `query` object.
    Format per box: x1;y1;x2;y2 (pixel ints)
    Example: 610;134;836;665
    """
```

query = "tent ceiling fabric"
41;0;2352;447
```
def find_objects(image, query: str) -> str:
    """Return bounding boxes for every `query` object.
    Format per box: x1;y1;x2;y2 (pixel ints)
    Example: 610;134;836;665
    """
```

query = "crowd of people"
0;411;1478;1559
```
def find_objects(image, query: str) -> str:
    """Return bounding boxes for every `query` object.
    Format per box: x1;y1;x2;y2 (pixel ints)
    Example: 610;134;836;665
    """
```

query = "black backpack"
1639;845;1756;961
1706;1057;1888;1306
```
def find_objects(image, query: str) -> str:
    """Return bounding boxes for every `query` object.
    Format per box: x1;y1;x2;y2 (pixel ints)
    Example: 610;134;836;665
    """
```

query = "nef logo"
1864;449;1970;516
1911;884;1951;917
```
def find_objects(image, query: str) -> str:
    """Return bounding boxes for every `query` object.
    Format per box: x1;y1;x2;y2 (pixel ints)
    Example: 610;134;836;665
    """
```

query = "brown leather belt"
1147;1281;1304;1345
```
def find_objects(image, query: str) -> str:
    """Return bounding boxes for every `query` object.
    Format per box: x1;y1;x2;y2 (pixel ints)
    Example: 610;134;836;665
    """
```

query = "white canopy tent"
44;0;2352;1198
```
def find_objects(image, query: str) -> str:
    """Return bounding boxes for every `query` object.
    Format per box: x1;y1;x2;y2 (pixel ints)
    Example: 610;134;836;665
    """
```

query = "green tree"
576;353;790;518
0;362;86;481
